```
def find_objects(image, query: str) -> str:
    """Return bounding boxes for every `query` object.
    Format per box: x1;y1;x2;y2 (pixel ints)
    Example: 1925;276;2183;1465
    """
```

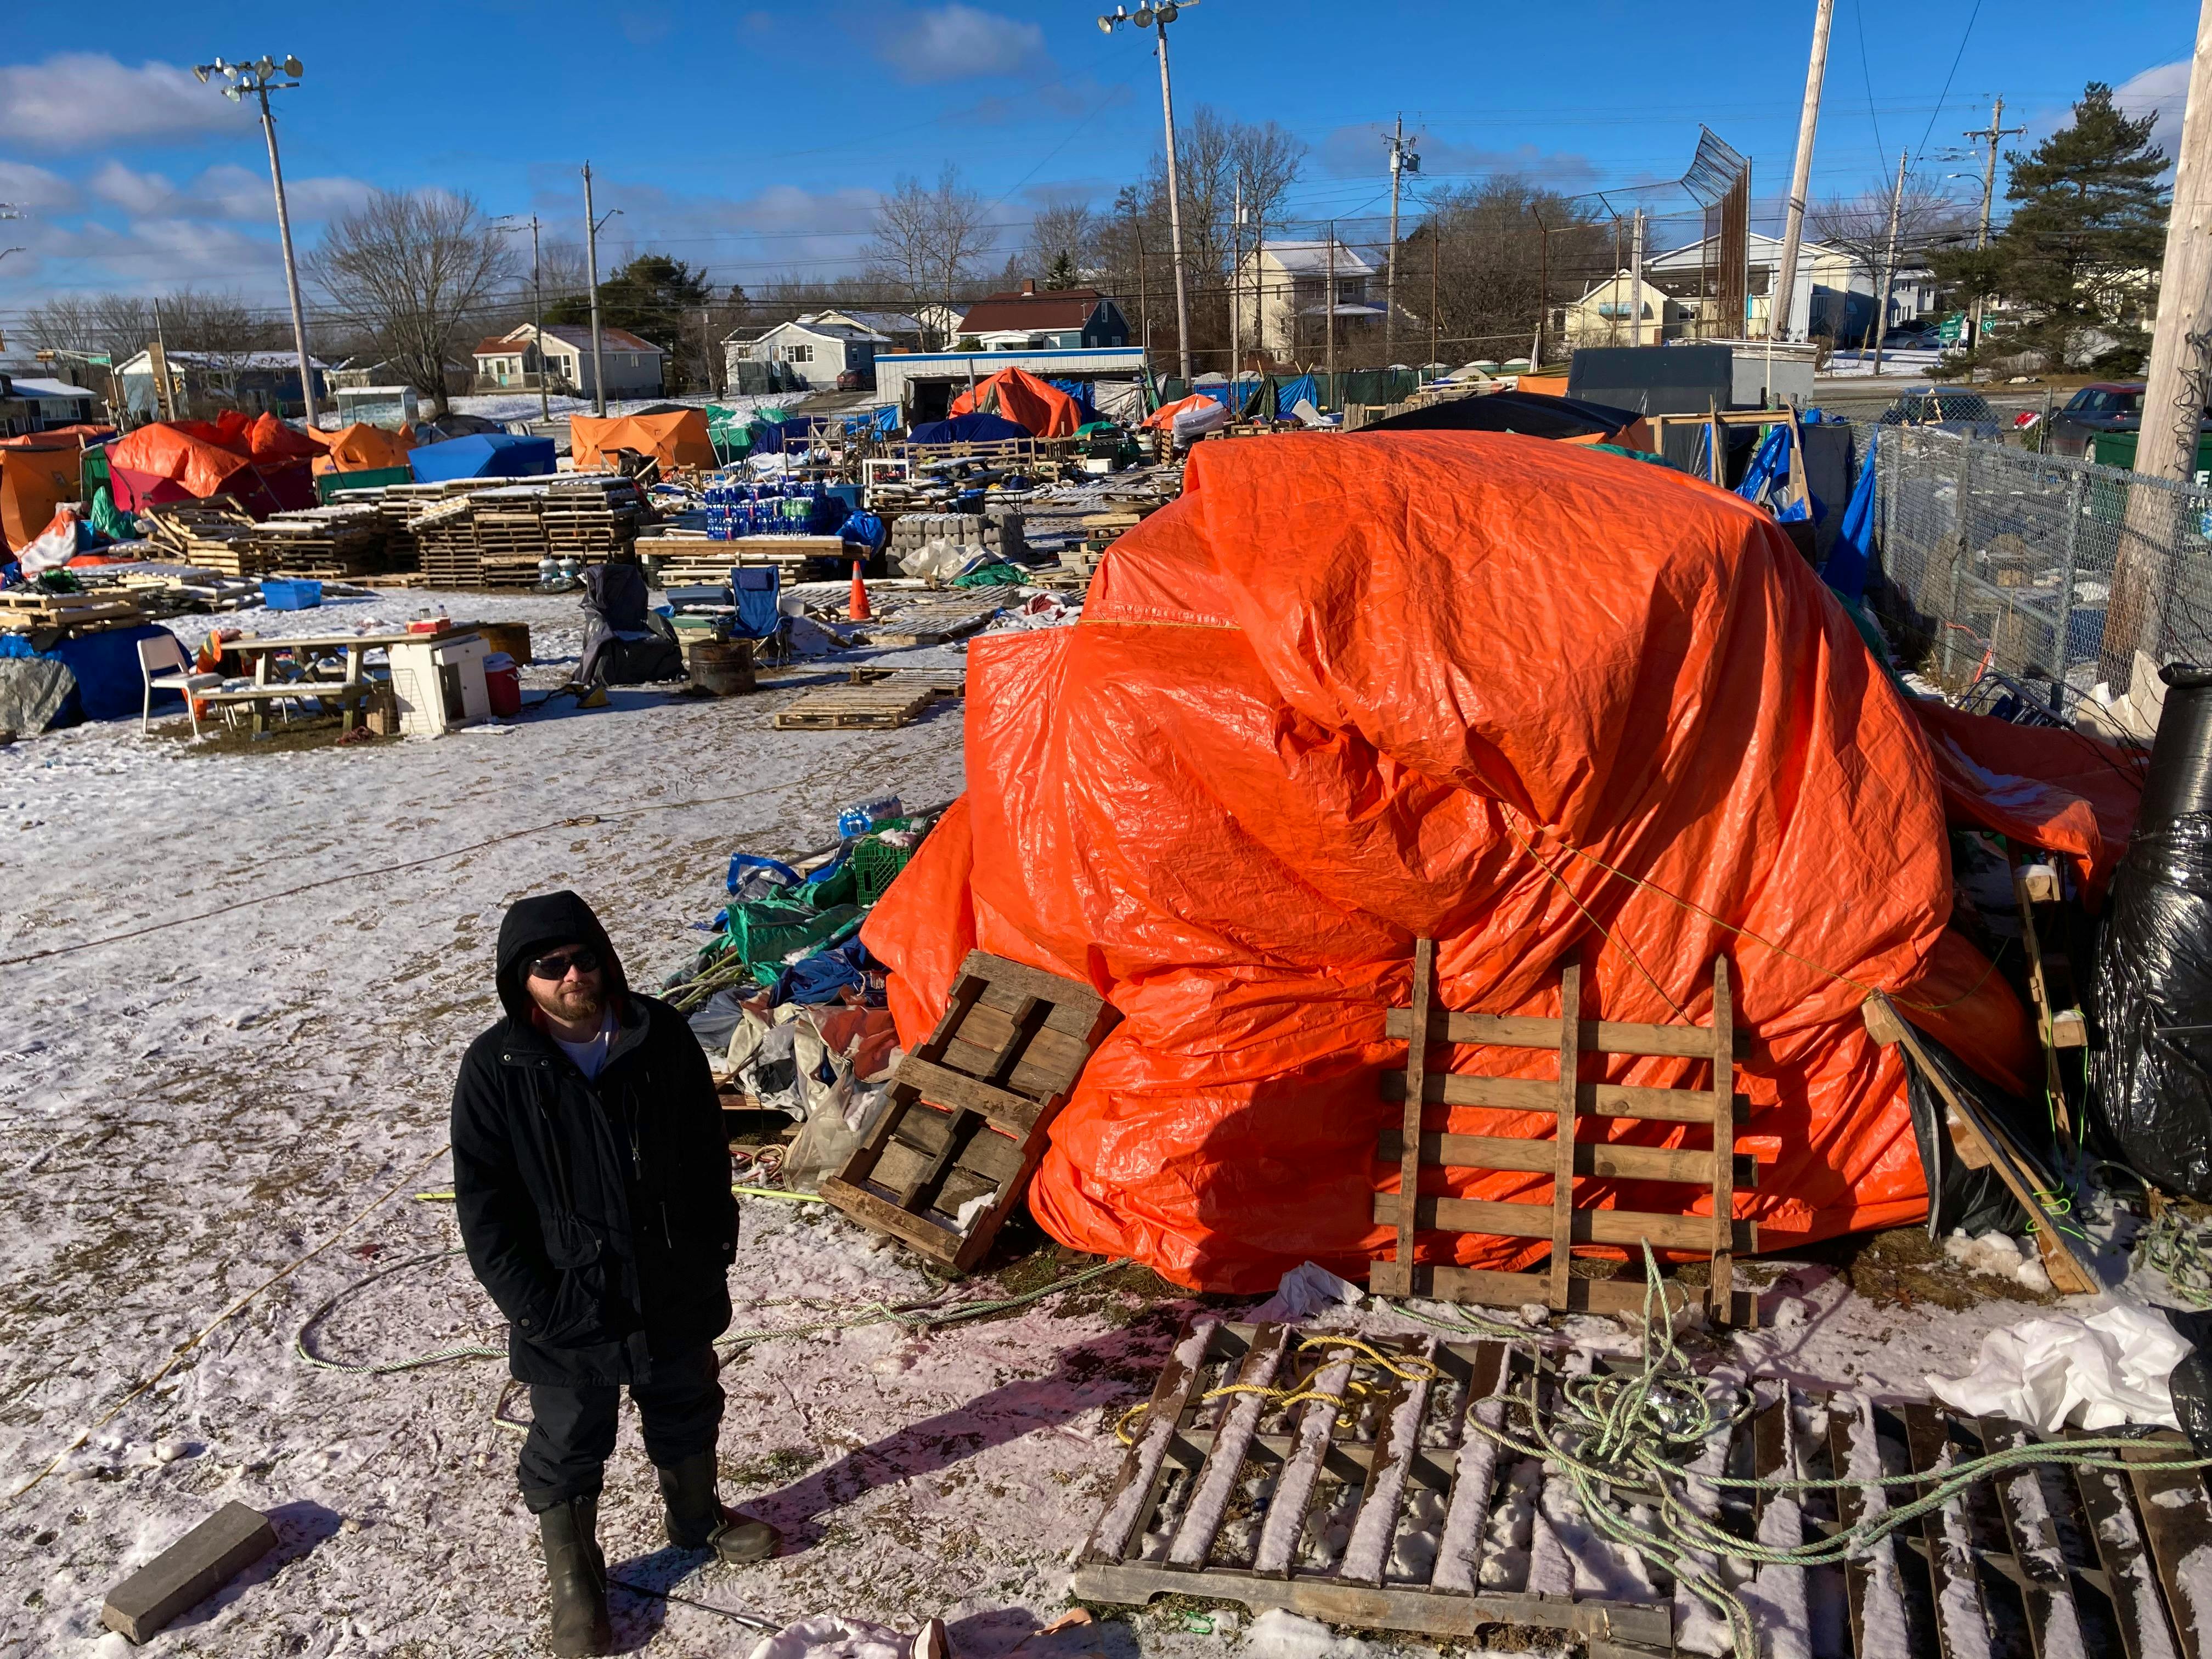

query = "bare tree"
1810;173;1976;349
1405;179;1610;370
307;189;513;414
1022;200;1098;286
865;166;992;347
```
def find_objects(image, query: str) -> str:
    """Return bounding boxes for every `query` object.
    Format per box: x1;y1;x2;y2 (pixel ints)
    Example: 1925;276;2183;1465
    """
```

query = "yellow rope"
1113;1334;1446;1446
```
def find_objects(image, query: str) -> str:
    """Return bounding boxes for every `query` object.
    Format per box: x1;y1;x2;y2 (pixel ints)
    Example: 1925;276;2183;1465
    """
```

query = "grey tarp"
0;657;80;734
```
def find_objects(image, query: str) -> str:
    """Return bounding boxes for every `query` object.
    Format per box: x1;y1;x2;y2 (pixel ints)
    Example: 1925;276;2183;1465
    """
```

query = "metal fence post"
2052;467;2083;711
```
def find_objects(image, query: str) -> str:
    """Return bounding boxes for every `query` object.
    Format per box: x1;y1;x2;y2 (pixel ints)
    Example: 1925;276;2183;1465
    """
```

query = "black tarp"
1361;390;1640;440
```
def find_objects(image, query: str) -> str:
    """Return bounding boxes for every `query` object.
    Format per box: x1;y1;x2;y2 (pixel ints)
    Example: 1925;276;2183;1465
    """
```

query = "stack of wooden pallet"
541;476;645;560
1077;503;1158;566
855;585;1022;647
413;497;484;588
470;487;552;584
0;588;150;645
138;501;269;576
771;680;940;730
249;505;388;578
369;479;511;571
639;532;847;587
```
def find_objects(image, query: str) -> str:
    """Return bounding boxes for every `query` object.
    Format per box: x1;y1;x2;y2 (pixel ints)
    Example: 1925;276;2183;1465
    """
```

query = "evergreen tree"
1043;250;1077;290
1935;82;2169;372
545;252;712;348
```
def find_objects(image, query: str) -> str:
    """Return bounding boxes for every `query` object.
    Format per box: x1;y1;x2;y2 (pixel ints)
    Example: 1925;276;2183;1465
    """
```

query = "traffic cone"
849;560;872;623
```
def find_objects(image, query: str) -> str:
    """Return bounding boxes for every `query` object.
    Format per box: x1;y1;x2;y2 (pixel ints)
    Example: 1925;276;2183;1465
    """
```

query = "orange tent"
0;437;85;554
569;410;715;472
109;422;252;500
864;430;2035;1291
950;368;1083;438
307;422;415;475
1141;393;1214;432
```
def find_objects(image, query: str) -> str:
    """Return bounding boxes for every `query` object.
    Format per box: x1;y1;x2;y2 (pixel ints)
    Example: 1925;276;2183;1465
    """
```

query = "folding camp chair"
731;565;791;668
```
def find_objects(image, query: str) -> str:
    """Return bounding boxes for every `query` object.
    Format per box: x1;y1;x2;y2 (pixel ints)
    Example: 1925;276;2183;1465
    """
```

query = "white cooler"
388;632;490;736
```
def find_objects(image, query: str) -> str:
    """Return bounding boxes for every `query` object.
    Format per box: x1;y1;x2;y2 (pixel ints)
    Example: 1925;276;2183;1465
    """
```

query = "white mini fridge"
388;633;491;736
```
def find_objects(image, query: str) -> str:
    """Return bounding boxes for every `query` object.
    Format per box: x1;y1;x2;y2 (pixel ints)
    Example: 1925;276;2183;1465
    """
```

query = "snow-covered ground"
1817;347;1944;381
0;584;2117;1658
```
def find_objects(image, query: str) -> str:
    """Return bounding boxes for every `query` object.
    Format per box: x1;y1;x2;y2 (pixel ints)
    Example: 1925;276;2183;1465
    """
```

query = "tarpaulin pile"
571;409;716;472
106;411;318;516
864;430;2049;1292
950;367;1083;438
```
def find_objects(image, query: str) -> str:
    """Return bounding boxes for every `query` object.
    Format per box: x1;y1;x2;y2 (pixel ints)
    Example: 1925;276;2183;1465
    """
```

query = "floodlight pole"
1154;19;1193;381
499;214;551;422
584;162;608;416
197;60;318;422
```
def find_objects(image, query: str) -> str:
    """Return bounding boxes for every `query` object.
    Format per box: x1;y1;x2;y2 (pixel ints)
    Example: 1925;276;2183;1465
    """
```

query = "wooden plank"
817;1177;962;1267
1081;1320;1220;1564
1548;964;1582;1308
955;950;1108;1022
2071;1442;2181;1659
1979;1415;2086;1659
2120;1436;2212;1659
895;1055;1048;1136
1340;1336;1436;1585
1251;1352;1358;1577
1431;1344;1511;1594
1385;1006;1752;1059
1902;1401;1987;1659
1826;1403;1872;1659
1709;958;1736;1325
950;1123;1025;1187
101;1502;278;1643
1376;1128;1760;1189
1372;1192;1757;1254
1168;1325;1293;1567
1419;1264;1750;1324
1379;939;1434;1300
1381;1070;1751;1125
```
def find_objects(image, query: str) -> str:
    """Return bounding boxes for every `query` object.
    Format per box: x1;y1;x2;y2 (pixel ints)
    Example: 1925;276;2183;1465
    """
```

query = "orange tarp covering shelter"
569;410;715;472
951;368;1084;439
308;422;415;475
863;430;2036;1293
0;436;86;554
1141;394;1214;432
107;422;252;503
244;411;322;462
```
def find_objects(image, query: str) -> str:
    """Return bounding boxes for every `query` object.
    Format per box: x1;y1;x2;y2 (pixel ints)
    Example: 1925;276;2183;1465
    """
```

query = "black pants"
517;1346;724;1510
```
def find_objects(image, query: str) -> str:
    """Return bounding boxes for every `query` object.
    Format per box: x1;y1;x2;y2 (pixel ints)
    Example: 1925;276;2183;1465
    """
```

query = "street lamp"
193;54;319;425
1100;1;1198;382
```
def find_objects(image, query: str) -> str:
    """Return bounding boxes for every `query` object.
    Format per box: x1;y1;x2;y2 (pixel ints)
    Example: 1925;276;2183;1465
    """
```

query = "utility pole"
193;55;317;422
2104;0;2212;678
583;162;608;417
1431;230;1440;370
1531;210;1550;368
1229;173;1244;397
1773;0;1835;342
1155;21;1192;380
497;214;550;422
1962;97;2025;350
1630;209;1645;347
1327;222;1338;398
1384;116;1418;359
1871;146;1908;377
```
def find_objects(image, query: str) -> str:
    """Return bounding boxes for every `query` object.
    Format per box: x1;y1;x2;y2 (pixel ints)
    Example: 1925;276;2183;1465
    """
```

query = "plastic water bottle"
838;794;902;838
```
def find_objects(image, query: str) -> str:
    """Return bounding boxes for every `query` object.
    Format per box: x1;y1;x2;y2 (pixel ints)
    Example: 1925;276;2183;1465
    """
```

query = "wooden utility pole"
583;162;608;416
2104;0;2212;678
1530;210;1550;368
1629;209;1645;347
1772;0;1835;341
1962;98;2025;350
1430;229;1440;370
1385;114;1407;358
1230;173;1243;392
1326;223;1338;399
1870;147;1907;377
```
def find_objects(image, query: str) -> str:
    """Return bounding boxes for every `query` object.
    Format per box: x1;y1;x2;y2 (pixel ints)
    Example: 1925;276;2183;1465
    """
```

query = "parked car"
834;368;871;392
1875;387;2002;441
2044;382;2144;456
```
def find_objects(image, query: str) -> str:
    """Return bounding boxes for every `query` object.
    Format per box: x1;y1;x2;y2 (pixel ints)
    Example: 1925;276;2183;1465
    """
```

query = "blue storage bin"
261;579;323;611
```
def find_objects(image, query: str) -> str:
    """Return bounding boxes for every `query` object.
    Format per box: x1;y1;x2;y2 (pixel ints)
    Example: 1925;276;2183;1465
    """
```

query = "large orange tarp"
108;422;251;500
951;368;1083;438
569;410;715;472
244;411;321;463
0;439;84;554
1141;393;1213;432
307;421;415;474
863;431;2035;1293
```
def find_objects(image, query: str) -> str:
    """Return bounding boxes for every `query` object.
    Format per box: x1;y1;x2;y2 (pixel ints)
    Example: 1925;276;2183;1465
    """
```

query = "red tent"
108;417;317;516
950;368;1083;439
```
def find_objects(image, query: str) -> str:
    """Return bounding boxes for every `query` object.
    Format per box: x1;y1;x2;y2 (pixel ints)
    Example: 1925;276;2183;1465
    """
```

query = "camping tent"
949;368;1084;439
409;432;557;482
106;422;255;511
569;409;715;472
864;430;2046;1292
307;422;414;475
0;436;88;554
908;412;1031;446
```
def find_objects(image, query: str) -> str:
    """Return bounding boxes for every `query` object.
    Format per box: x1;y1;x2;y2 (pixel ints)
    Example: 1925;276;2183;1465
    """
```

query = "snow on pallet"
1073;1317;2212;1659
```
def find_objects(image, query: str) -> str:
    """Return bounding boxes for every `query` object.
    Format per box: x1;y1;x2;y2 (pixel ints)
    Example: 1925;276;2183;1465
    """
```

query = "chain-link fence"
1863;423;2212;710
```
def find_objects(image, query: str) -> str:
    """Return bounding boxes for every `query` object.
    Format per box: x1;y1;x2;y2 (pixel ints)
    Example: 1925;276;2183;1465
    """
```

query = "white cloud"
0;159;78;211
87;160;372;223
0;53;250;150
2115;60;2190;170
879;4;1046;84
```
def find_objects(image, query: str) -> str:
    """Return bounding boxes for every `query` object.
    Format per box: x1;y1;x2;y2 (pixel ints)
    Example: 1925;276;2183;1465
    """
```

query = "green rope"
2135;1205;2212;1307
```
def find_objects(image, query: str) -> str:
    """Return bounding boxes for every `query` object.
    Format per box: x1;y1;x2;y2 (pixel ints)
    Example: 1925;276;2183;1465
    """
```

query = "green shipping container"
317;466;411;503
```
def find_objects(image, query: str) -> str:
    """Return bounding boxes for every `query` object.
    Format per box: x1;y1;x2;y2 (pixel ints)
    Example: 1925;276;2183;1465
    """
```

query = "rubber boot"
537;1496;614;1657
657;1451;778;1564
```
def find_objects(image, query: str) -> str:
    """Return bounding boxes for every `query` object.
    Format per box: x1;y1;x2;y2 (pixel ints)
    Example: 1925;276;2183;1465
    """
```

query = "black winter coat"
452;890;736;1387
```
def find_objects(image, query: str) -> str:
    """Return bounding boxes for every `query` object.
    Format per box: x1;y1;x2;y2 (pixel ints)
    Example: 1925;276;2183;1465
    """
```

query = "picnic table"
212;625;479;737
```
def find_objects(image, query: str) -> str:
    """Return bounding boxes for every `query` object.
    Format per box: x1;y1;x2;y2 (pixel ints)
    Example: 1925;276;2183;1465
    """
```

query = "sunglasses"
526;946;602;981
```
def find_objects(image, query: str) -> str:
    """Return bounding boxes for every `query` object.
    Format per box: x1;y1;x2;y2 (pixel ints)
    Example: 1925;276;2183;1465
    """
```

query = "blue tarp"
4;622;184;722
1047;380;1099;422
1824;433;1880;602
842;405;900;436
1272;374;1318;416
408;433;557;482
909;412;1031;445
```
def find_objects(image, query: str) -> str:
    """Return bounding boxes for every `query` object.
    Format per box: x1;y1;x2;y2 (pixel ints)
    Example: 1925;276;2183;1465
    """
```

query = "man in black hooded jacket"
452;890;774;1658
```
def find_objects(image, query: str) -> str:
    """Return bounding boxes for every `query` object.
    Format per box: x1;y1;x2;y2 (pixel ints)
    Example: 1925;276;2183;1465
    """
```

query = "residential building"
1555;232;1934;349
0;368;102;435
1234;239;1386;358
953;283;1130;352
113;348;329;421
809;309;926;352
1558;273;1695;349
728;317;888;392
470;323;665;399
335;356;470;396
913;302;966;350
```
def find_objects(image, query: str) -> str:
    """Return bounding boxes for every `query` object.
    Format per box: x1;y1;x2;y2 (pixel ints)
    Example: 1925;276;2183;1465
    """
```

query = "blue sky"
0;0;2197;330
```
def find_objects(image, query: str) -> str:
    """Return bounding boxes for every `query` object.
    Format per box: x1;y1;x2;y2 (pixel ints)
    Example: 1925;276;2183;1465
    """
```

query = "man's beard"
545;982;605;1023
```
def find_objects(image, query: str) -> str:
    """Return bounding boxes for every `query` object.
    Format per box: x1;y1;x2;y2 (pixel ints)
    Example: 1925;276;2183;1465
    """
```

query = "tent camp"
864;430;2059;1293
569;409;715;472
1141;393;1214;431
949;368;1083;439
307;422;414;476
408;433;557;482
0;436;88;554
106;421;255;513
909;413;1031;446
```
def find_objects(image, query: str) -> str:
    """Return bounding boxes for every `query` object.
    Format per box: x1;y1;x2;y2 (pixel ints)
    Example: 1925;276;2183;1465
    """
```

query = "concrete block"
102;1502;277;1643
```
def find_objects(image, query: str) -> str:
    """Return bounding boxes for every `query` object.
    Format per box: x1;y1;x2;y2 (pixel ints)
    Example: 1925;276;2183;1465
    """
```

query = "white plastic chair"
138;634;222;737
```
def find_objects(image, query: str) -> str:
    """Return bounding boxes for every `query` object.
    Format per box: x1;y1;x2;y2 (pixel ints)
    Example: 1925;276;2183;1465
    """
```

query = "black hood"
495;890;629;1022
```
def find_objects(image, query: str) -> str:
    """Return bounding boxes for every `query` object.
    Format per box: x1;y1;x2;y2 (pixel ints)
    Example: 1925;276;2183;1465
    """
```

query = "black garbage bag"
2087;664;2212;1195
1900;1025;2035;1237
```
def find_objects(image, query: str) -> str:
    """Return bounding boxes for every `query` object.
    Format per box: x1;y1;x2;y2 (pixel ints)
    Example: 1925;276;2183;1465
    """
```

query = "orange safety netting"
951;368;1083;438
862;430;2036;1293
569;410;715;472
1141;393;1214;431
307;421;415;474
107;421;252;500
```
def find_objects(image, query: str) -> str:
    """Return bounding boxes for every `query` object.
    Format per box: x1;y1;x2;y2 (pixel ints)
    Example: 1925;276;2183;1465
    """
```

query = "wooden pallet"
845;667;967;699
2012;855;2085;1132
771;685;937;730
857;586;1022;647
1075;1316;2212;1659
1374;946;1759;1325
0;590;149;636
820;950;1119;1271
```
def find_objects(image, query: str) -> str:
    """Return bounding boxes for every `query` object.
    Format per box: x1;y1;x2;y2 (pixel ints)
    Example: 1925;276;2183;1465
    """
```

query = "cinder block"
102;1502;277;1644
